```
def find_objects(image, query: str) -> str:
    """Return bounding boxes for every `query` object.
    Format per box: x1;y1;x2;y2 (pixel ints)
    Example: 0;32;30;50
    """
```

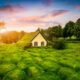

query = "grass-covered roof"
16;31;39;47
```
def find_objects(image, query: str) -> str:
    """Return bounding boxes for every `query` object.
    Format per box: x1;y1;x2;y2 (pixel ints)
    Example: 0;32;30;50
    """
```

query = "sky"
0;0;80;32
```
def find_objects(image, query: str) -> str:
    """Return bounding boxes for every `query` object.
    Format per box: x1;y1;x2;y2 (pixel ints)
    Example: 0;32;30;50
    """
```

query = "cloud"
18;19;59;24
17;10;69;23
0;4;24;13
50;10;69;17
42;0;53;6
75;5;80;10
1;9;69;31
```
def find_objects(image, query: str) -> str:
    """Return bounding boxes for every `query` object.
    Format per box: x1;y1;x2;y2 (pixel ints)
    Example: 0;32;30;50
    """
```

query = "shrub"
0;63;16;79
58;67;75;80
41;61;60;73
3;69;26;80
52;39;66;50
0;63;16;75
27;66;40;77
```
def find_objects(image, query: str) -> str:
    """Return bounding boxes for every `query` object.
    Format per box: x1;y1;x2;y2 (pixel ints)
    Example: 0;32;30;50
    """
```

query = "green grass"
0;43;80;80
16;31;39;48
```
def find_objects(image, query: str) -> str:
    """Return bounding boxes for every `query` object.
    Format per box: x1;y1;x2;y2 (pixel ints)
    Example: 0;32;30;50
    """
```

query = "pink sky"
0;0;80;32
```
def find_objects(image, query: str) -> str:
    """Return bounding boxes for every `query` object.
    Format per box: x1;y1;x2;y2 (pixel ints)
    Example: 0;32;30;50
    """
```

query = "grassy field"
0;43;80;80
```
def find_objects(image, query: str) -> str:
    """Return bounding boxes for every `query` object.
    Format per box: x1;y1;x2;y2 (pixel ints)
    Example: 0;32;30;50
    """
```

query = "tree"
44;25;63;41
74;18;80;39
53;25;63;38
63;21;75;38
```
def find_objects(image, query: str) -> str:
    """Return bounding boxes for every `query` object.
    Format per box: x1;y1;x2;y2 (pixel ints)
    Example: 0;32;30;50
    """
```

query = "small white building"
31;32;47;47
21;30;47;47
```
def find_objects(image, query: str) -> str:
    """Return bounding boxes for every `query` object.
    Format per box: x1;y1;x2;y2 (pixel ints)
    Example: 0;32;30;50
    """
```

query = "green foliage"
42;25;63;41
3;69;26;80
58;67;76;80
52;39;66;50
74;18;80;39
16;31;38;49
0;43;80;80
63;21;75;38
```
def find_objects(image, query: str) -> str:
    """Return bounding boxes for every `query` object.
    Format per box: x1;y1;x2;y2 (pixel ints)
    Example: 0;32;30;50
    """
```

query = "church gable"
31;33;47;47
17;30;47;47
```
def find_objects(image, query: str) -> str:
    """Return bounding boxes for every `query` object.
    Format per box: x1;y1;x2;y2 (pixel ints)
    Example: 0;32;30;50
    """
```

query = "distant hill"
0;31;26;44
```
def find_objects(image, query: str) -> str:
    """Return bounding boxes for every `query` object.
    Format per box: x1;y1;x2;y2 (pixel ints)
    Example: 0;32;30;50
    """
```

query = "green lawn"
0;43;80;80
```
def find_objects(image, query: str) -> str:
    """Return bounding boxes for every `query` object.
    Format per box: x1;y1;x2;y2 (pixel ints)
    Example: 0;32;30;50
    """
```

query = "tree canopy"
74;18;80;38
63;21;75;38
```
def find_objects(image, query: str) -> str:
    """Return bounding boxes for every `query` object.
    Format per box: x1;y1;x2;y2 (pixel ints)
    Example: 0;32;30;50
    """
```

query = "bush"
52;39;66;50
58;67;75;80
3;69;26;80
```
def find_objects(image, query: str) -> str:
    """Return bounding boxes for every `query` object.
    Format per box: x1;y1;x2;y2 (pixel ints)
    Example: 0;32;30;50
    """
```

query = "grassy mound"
0;43;80;80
